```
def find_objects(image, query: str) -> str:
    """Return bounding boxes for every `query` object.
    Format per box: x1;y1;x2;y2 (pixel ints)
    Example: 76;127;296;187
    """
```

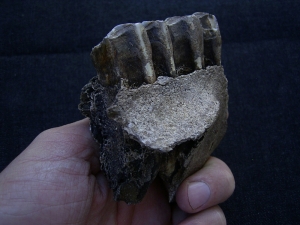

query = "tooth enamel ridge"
79;12;227;204
91;12;221;87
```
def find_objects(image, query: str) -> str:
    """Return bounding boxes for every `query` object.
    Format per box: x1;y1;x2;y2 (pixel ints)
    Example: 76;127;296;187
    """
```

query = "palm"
0;123;171;225
36;156;171;224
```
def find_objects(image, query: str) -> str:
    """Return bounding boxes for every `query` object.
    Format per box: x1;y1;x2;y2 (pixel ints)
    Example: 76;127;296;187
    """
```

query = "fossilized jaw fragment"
79;12;227;204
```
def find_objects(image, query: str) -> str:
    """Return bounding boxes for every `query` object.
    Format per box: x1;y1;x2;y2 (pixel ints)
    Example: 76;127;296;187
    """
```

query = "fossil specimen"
79;12;228;204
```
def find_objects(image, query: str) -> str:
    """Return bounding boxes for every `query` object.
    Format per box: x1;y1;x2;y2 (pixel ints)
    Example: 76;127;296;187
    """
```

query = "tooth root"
142;21;176;77
165;16;204;75
193;12;222;67
92;23;156;87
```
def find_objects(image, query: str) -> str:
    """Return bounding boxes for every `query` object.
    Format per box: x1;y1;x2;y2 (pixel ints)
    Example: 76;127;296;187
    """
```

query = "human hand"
0;119;234;224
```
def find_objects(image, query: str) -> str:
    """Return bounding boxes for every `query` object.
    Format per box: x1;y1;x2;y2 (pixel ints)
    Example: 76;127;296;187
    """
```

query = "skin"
0;119;235;225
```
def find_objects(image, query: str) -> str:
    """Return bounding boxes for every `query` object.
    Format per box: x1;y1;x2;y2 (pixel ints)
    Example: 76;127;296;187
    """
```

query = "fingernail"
188;182;210;209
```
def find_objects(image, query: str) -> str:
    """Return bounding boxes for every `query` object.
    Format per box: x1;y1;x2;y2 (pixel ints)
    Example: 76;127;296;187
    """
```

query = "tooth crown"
91;12;221;87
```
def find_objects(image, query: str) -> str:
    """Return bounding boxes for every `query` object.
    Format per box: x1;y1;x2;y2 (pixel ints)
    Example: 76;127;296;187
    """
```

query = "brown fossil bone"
79;12;228;204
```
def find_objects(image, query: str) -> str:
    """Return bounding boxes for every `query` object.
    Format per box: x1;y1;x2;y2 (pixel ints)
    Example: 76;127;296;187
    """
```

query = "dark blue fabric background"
1;0;300;224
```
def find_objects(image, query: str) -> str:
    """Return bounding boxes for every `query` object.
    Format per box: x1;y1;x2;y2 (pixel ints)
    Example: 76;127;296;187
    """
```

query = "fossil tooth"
165;15;204;74
79;12;228;204
192;12;222;66
142;20;176;77
91;23;156;87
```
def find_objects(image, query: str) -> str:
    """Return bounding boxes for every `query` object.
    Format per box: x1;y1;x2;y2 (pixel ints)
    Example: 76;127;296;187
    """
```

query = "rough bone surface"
79;12;228;204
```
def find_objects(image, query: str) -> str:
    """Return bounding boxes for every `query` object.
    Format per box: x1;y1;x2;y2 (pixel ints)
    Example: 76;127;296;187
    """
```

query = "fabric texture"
1;0;300;224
